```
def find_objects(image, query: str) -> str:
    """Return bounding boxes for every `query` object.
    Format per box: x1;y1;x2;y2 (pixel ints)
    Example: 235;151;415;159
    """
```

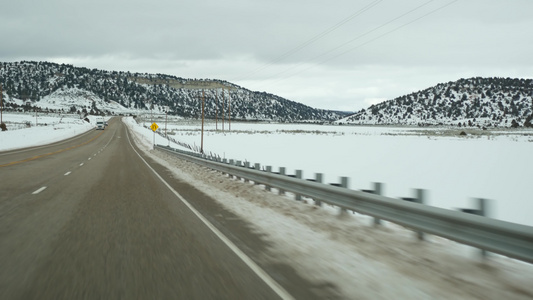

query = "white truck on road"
96;118;105;130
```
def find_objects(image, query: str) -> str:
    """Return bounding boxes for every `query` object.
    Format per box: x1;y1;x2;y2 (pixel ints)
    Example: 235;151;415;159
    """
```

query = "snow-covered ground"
138;115;533;227
3;88;147;116
36;87;128;113
2;113;533;299
0;113;99;151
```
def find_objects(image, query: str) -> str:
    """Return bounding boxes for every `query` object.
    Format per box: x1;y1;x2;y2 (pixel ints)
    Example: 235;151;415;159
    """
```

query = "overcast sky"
1;0;532;111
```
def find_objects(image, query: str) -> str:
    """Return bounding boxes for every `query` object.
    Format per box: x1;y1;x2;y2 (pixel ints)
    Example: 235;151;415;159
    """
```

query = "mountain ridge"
338;77;533;128
2;61;533;127
0;61;346;122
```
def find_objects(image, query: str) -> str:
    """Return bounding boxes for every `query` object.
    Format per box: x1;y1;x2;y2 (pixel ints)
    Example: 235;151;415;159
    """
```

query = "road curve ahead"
0;118;289;300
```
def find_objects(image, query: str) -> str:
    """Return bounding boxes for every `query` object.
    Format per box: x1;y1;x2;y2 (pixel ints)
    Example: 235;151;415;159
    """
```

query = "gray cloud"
2;0;532;111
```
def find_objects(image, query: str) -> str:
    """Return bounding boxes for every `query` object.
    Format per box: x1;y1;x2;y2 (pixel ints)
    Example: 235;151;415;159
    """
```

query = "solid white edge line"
124;124;294;300
32;186;47;194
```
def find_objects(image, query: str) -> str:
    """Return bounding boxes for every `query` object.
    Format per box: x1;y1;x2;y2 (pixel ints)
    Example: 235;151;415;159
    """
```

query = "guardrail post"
478;198;486;215
400;188;426;240
339;177;349;216
363;182;383;226
236;161;242;181
459;198;489;258
415;189;425;241
314;173;323;206
221;158;227;175
295;170;302;200
236;160;241;166
266;166;272;191
244;162;250;183
477;198;488;258
254;163;261;185
279;167;286;195
229;160;235;179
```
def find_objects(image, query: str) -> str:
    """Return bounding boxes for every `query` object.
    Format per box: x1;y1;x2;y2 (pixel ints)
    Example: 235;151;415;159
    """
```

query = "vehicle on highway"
96;118;105;130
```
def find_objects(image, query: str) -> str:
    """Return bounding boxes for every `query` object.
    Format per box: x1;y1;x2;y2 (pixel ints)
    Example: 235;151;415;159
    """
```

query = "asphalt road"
0;118;308;299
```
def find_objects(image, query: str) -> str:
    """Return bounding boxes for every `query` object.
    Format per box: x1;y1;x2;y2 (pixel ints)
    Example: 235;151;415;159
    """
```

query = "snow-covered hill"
3;62;532;127
37;87;131;114
0;61;346;122
338;77;533;128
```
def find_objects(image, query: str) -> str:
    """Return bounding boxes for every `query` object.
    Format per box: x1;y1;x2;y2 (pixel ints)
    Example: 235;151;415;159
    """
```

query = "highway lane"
0;118;290;299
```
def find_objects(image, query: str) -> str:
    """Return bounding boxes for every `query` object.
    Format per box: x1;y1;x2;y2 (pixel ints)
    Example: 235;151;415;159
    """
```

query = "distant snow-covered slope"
338;77;533;128
37;87;131;114
0;61;346;122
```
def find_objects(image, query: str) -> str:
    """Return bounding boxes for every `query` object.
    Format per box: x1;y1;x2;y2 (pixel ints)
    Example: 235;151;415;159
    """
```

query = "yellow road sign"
150;122;159;132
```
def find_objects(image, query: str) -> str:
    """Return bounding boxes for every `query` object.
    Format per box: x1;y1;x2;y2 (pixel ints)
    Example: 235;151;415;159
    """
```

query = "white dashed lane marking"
32;186;47;195
64;171;72;176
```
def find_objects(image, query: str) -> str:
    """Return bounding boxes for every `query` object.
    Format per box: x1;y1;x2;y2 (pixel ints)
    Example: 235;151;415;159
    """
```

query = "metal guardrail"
155;144;533;264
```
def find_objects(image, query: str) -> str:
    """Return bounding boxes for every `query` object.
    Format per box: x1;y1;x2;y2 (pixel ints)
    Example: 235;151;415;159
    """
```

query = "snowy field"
2;113;533;299
139;115;533;227
0;113;99;151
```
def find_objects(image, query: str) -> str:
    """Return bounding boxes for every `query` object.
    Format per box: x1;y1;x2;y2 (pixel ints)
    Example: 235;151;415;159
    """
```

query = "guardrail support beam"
254;163;261;185
477;198;488;258
415;189;425;241
459;198;489;258
244;162;250;183
229;160;235;178
295;170;302;200
369;182;383;226
236;160;242;180
266;166;272;191
278;167;286;195
314;173;323;206
339;177;349;216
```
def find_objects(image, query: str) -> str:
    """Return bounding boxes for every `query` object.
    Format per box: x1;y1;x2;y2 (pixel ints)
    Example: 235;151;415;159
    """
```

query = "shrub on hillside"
524;114;533;128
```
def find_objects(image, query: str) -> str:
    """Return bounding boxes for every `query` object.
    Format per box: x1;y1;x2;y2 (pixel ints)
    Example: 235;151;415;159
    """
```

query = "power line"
263;0;436;81
255;0;458;91
321;0;459;66
231;0;383;82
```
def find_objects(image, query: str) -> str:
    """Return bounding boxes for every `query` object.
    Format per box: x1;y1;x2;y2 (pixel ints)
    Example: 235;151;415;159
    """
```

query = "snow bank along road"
0;117;327;299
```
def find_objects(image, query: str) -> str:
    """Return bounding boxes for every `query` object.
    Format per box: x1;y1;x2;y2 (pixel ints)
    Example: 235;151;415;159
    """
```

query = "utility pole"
0;83;3;125
222;88;225;132
165;108;169;146
150;100;154;124
201;89;205;153
215;89;219;131
228;88;231;132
